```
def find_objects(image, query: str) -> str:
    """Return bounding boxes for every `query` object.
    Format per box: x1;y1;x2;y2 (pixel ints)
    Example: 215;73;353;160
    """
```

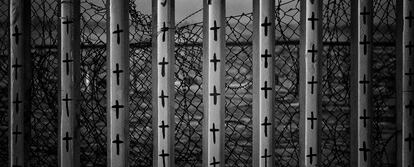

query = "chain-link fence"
0;0;398;166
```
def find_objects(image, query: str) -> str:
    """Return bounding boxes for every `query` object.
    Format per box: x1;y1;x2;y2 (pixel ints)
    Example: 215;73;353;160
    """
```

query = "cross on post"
63;53;73;75
112;24;124;45
159;120;169;139
12;58;22;80
406;11;414;28
261;49;272;68
209;85;220;105
113;63;123;86
12;26;22;45
13;93;22;114
161;0;167;7
159;149;170;167
210;20;220;41
159;90;168;108
158;57;168;77
261;81;272;99
405;68;414;86
307;12;318;30
359;35;370;55
12;125;22;144
62;131;73;152
111;100;124;119
405;133;414;152
358;141;370;162
360;6;370;25
307;111;317;130
405;100;414;116
261;149;272;167
261;117;271;137
160;22;169;42
62;93;72;117
306;147;317;165
359;74;370;95
209;157;220;167
359;109;370;128
112;134;124;155
307;76;318;94
307;44;318;63
210;53;220;71
406;41;414;56
261;17;271;36
62;17;73;35
210;123;219;144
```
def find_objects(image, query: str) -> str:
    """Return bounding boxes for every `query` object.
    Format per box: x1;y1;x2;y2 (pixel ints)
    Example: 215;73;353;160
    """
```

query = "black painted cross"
113;63;123;86
406;11;414;28
210;157;220;167
307;76;318;94
406;68;414;86
210;53;220;71
210;123;219;144
12;26;22;45
63;53;73;75
406;41;414;56
12;125;22;144
210;20;220;41
307;111;317;130
12;58;22;80
159;120;169;139
62;131;73;152
358;141;370;162
360;109;370;128
261;117;271;137
405;133;414;152
112;134;124;155
261;81;272;99
261;149;271;167
261;17;271;37
13;93;22;114
310;0;315;4
405;100;414;116
62;93;72;117
161;0;167;7
62;17;73;35
112;100;124;119
159;90;168;108
360;6;370;25
359;35;370;55
158;57;168;77
307;44;318;63
159;149;169;167
112;24;123;45
261;49;272;68
306;147;317;165
359;74;370;95
307;12;318;30
161;22;169;42
210;86;220;105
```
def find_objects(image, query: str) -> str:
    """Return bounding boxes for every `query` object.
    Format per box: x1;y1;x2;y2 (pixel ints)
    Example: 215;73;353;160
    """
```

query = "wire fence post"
107;0;129;166
202;0;225;166
252;0;275;166
396;0;414;166
350;0;373;166
299;0;322;166
152;0;175;166
59;0;80;166
9;0;31;166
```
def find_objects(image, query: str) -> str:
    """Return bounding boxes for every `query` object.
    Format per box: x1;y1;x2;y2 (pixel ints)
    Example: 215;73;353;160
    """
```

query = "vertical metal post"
107;0;129;166
252;0;275;167
9;0;31;166
59;0;80;166
299;0;322;166
350;0;372;166
202;0;225;166
396;0;414;166
152;0;175;166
